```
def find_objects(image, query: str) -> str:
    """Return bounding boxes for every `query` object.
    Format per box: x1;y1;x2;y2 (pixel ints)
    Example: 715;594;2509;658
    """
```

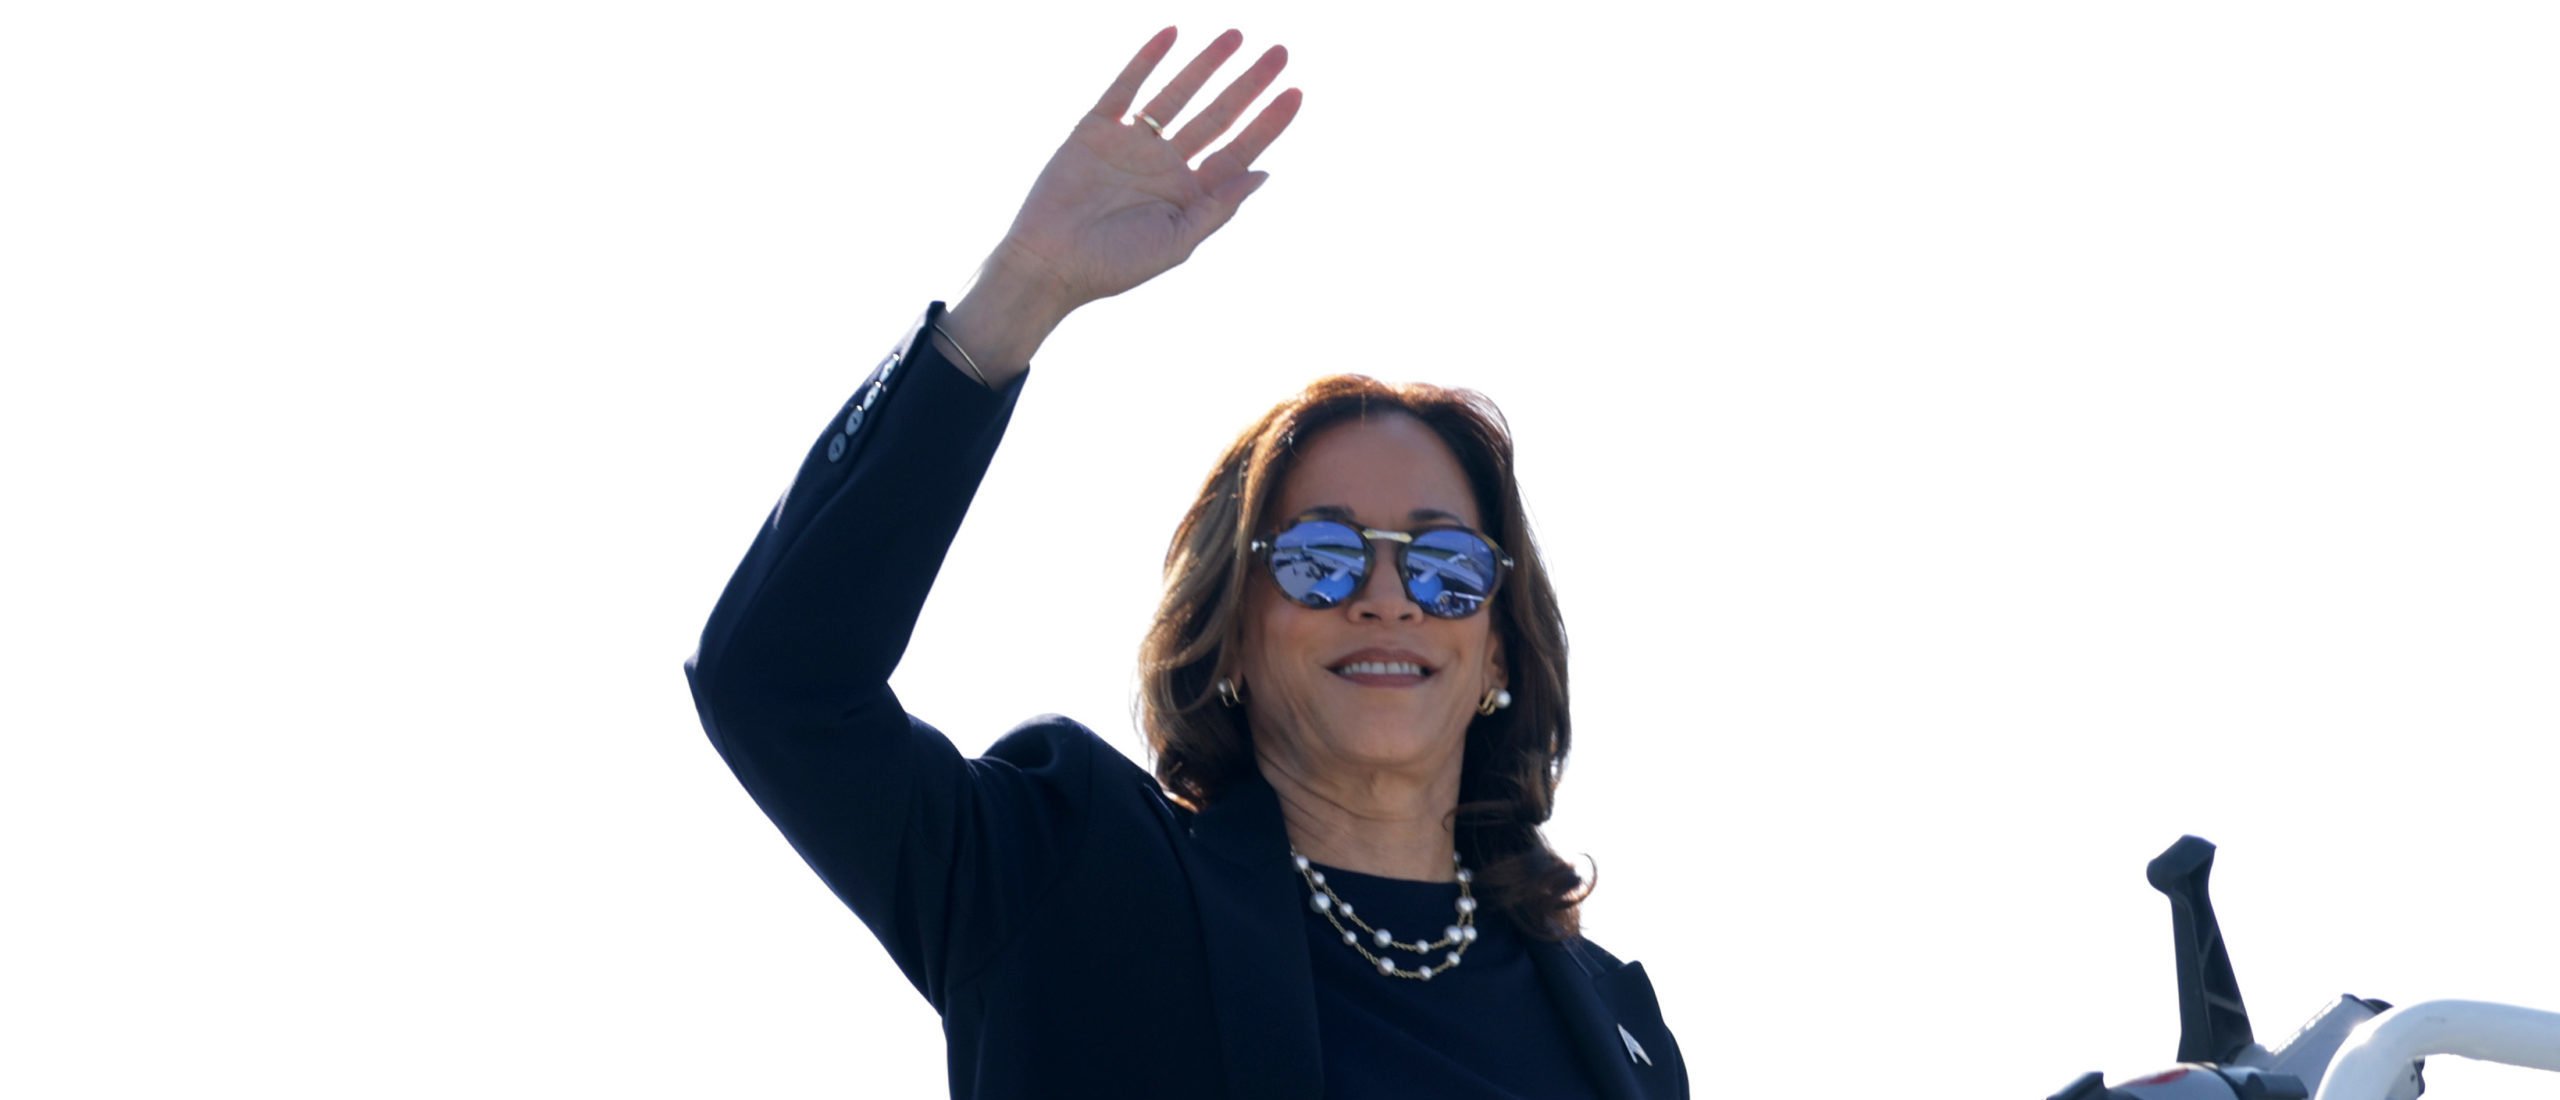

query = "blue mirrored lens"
1404;529;1500;618
1268;521;1367;608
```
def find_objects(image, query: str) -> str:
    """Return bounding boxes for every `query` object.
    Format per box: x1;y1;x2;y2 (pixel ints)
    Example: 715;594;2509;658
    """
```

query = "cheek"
1235;591;1296;686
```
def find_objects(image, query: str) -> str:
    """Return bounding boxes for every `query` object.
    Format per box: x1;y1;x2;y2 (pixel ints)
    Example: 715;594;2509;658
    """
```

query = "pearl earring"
1476;687;1513;716
1216;678;1242;708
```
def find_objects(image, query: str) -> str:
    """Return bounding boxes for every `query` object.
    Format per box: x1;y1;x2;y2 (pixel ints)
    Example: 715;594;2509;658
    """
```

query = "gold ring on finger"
1138;113;1168;138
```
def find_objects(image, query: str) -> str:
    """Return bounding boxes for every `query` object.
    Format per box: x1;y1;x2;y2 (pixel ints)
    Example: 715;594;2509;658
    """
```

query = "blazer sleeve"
684;302;1094;1009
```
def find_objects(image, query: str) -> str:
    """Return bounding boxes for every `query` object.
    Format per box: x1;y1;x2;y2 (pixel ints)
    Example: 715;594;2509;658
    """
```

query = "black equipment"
2045;837;2425;1100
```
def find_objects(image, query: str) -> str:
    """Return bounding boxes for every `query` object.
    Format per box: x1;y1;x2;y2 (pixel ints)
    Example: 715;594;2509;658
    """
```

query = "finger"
1170;44;1287;161
1205;86;1302;172
1091;27;1179;119
1136;28;1243;131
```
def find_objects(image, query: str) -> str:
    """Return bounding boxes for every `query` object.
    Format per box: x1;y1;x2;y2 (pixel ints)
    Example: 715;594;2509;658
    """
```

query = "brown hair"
1138;375;1590;940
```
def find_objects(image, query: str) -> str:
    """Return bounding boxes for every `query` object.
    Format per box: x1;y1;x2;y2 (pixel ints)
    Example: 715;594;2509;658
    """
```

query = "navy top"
1303;863;1604;1099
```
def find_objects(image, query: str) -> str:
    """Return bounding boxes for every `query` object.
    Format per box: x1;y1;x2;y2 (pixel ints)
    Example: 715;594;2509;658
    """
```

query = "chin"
1323;716;1464;770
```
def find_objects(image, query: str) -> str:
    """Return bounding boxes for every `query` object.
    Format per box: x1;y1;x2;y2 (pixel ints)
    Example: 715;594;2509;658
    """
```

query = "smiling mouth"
1331;660;1432;680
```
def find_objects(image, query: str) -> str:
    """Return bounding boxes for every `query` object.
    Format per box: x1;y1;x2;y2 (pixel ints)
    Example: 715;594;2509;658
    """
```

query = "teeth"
1336;661;1426;677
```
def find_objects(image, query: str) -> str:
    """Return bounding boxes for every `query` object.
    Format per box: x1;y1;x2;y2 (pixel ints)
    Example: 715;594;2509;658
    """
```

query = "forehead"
1272;413;1481;529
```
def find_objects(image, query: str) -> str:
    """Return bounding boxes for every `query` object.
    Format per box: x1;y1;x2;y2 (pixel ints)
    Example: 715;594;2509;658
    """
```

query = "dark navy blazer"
686;305;1688;1099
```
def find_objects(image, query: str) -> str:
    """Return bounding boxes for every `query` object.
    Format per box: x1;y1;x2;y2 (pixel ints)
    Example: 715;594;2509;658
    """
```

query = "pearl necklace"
1292;849;1480;981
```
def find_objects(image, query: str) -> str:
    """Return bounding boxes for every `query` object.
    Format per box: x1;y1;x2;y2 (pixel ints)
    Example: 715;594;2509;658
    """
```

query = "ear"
1482;623;1508;695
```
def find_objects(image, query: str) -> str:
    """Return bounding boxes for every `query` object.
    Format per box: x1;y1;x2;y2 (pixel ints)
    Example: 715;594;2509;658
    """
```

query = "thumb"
1210;170;1270;208
1185;171;1271;248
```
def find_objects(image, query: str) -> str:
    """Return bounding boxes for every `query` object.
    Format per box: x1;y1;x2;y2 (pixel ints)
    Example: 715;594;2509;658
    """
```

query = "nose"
1345;553;1422;622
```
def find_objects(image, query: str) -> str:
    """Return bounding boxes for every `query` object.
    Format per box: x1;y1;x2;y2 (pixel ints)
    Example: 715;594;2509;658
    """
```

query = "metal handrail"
2314;1000;2560;1100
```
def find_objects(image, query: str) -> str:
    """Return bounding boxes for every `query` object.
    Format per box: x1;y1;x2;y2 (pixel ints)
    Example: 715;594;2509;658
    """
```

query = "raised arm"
935;27;1302;383
685;28;1297;1008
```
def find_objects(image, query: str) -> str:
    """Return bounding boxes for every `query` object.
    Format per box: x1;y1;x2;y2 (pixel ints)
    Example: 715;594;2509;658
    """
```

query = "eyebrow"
1300;504;1470;526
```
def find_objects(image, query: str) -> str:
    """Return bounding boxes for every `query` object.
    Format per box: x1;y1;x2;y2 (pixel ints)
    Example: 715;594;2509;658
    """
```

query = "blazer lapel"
1179;772;1324;1100
1530;938;1651;1100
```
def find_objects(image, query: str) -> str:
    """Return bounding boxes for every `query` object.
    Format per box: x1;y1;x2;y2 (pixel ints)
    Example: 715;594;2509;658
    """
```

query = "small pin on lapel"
1618;1023;1652;1066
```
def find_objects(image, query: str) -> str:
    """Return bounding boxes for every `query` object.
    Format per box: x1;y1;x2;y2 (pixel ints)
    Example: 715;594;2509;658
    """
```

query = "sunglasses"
1249;516;1514;619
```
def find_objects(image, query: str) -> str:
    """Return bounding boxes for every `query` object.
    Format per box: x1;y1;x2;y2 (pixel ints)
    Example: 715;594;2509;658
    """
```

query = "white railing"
2313;1000;2560;1100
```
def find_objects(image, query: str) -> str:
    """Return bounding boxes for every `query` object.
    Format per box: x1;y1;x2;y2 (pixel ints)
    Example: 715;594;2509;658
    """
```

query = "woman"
686;28;1686;1100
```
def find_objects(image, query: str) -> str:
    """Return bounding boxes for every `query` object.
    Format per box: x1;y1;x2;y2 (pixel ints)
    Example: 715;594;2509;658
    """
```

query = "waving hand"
942;29;1302;381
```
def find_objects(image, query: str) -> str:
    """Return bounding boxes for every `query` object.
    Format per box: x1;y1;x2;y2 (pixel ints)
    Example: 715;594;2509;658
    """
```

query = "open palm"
991;29;1302;311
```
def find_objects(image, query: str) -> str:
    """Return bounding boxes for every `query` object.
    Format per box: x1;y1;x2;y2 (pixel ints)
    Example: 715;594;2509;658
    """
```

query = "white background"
6;2;2555;1097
